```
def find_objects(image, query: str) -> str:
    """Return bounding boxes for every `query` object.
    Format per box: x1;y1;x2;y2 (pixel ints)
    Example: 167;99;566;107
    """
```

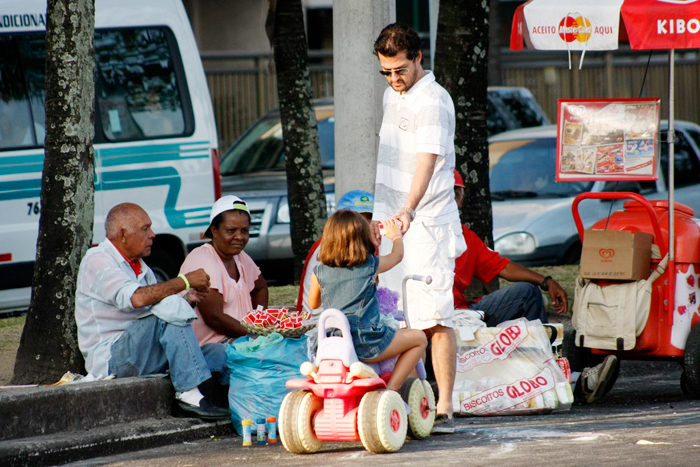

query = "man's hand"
185;268;210;290
132;268;209;309
548;279;569;315
186;287;209;306
392;210;411;235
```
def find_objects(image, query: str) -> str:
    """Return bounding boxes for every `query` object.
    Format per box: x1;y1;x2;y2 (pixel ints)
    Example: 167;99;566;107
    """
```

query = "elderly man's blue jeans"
470;282;546;327
108;315;230;392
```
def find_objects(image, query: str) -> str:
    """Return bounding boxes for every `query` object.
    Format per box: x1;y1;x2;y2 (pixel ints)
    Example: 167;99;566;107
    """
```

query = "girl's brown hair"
318;210;375;268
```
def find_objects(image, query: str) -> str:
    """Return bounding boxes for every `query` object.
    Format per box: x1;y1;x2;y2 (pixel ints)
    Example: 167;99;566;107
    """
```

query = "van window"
0;27;191;150
0;36;46;149
95;28;189;141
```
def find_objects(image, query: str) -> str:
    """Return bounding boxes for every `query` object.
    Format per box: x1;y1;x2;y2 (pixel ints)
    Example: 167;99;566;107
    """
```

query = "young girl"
308;210;427;391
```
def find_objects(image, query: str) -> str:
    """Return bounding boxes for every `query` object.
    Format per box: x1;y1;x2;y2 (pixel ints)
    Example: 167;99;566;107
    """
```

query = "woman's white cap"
204;195;249;238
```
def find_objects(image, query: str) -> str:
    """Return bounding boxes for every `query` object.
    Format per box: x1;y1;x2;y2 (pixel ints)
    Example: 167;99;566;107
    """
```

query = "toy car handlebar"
571;192;667;258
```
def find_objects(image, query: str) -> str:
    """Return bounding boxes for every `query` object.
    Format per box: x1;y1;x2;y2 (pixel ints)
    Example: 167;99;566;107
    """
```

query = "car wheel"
143;248;179;282
562;241;582;265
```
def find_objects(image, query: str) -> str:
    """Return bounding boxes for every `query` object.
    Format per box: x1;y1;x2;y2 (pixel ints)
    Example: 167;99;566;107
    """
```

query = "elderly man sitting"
75;203;229;420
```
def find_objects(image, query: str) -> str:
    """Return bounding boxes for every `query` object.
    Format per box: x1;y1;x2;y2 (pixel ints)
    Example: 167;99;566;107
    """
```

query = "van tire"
144;248;179;283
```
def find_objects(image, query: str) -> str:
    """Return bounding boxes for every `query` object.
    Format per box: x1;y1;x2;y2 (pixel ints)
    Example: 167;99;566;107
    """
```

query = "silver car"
490;121;700;265
220;89;550;282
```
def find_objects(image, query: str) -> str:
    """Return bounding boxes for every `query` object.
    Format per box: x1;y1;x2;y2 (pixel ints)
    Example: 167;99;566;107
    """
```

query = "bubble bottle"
267;416;277;443
256;417;266;444
241;419;252;446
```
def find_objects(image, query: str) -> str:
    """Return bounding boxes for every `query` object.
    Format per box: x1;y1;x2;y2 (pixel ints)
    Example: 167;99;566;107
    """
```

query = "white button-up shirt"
75;239;154;378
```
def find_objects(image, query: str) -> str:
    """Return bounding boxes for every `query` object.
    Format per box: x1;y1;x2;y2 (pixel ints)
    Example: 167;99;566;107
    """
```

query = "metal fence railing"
205;49;700;152
203;51;334;151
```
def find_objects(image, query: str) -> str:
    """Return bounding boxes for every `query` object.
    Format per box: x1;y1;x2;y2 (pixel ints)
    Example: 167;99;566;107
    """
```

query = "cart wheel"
279;390;321;453
563;329;596;372
358;390;407;453
681;370;691;396
563;330;620;396
399;377;435;439
683;325;700;399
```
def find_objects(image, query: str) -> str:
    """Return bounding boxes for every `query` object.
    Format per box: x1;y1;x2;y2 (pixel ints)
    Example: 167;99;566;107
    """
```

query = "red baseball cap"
453;169;465;188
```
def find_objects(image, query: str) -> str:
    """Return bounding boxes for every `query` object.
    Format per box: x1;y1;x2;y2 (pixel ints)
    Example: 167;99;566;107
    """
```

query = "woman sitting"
180;195;268;345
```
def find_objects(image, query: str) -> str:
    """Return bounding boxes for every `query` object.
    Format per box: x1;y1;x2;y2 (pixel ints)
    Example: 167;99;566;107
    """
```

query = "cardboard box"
580;229;653;281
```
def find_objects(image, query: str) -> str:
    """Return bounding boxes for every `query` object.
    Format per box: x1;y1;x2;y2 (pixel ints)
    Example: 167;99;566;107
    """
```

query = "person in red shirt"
452;170;618;403
452;169;568;324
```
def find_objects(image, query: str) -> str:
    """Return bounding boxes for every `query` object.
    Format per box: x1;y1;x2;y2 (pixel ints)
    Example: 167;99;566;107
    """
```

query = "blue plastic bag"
226;333;308;435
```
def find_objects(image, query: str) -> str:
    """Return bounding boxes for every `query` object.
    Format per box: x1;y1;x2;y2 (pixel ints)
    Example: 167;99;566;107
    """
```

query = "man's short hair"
373;22;422;61
105;203;140;239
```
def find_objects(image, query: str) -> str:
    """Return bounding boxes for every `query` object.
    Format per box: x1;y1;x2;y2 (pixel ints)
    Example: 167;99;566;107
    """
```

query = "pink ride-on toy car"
280;308;408;453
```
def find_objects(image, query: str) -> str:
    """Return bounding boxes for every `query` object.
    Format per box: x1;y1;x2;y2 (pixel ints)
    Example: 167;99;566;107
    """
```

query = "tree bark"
269;0;327;282
434;0;496;298
12;0;95;384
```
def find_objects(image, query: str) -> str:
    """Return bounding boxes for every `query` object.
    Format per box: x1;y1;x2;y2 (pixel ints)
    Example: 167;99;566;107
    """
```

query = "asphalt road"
70;361;700;467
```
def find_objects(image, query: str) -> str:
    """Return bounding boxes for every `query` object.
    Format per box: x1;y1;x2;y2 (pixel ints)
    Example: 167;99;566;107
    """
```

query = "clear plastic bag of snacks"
453;318;573;416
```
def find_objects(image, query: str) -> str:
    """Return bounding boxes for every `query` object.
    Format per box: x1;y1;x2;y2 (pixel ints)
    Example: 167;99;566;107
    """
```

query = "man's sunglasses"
379;67;410;76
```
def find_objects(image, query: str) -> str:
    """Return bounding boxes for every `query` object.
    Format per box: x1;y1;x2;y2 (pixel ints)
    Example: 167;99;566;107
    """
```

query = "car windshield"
489;137;593;199
220;113;335;175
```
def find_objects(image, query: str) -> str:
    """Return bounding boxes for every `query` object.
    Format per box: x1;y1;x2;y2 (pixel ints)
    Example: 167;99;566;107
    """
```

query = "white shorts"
378;220;466;330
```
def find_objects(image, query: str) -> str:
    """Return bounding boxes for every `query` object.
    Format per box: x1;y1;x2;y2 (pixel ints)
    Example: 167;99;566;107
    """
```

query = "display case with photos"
556;99;660;182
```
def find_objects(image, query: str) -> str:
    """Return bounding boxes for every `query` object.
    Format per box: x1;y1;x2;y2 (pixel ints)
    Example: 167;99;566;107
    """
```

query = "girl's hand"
382;218;403;240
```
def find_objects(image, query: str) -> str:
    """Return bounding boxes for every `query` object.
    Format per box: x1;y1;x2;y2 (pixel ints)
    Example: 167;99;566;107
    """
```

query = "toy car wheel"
297;391;324;453
400;377;435;439
683;325;700;399
358;390;407;453
279;390;313;453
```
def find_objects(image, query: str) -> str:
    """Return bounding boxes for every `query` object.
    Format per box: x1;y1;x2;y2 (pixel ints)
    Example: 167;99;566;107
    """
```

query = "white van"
0;0;220;311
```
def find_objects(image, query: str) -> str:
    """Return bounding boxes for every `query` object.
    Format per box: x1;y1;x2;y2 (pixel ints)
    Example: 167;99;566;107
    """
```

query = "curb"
0;376;234;465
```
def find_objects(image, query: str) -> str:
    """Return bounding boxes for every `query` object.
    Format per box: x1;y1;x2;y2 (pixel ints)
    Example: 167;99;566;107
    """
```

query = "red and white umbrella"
510;0;700;262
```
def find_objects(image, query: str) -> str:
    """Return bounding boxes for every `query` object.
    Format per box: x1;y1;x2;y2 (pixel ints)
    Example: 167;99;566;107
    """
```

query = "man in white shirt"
75;203;229;420
372;22;466;434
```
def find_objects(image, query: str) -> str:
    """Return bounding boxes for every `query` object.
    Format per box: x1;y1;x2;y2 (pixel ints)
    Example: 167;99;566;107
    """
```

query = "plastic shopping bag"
453;318;573;416
226;333;308;435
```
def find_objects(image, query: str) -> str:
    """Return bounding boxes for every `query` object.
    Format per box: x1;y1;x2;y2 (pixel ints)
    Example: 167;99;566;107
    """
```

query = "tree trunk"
269;0;327;282
12;0;95;385
434;0;496;299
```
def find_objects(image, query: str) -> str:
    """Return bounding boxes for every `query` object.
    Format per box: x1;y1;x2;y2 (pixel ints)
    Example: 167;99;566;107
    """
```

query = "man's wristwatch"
539;276;552;292
402;207;416;221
